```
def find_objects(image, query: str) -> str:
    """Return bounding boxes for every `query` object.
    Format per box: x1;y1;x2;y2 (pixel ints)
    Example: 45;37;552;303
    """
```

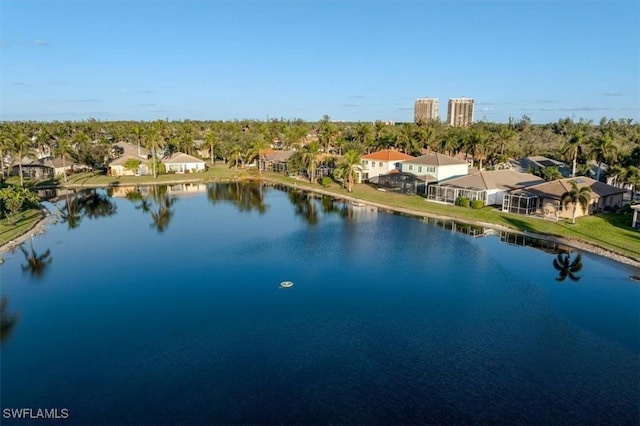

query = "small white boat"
280;280;294;288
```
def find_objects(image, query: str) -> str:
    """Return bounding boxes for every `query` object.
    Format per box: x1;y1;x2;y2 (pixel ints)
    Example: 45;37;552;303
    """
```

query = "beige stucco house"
428;170;544;206
162;152;206;174
109;155;150;176
523;177;625;220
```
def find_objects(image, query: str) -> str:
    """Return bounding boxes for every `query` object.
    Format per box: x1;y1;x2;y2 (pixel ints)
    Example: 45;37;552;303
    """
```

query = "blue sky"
0;0;638;123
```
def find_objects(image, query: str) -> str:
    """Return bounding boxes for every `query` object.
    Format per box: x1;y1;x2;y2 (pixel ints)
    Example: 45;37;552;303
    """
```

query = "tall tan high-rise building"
414;98;439;122
447;97;474;126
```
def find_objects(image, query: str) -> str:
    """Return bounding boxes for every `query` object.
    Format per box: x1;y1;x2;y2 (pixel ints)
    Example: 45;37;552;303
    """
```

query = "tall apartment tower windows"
447;98;474;126
414;98;439;122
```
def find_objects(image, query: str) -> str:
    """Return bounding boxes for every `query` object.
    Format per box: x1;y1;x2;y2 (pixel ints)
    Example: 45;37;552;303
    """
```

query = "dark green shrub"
471;200;484;209
455;197;470;207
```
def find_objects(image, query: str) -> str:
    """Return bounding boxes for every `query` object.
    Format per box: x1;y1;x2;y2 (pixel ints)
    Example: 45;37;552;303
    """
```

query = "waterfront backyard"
1;183;638;425
4;165;639;263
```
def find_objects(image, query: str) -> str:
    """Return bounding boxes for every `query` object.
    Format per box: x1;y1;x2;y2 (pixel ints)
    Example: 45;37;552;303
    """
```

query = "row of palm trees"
1;115;638;187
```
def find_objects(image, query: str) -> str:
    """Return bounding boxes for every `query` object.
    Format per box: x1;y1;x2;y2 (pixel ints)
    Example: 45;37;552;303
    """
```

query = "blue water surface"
1;183;639;425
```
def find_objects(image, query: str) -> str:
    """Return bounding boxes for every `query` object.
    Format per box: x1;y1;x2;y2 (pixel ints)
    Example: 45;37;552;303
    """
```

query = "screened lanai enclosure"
427;184;487;204
375;172;426;194
502;190;538;215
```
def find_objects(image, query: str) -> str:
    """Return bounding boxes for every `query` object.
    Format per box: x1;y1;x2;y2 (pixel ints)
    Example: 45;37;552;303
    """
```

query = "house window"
363;160;368;166
418;166;422;173
409;165;413;171
379;162;383;167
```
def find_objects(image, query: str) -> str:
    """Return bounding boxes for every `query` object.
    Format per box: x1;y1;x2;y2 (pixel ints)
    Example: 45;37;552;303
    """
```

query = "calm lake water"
1;183;639;425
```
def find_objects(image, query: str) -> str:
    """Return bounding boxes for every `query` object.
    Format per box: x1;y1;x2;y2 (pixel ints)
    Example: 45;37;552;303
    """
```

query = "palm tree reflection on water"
0;295;19;345
126;186;177;233
20;238;52;279
553;250;584;282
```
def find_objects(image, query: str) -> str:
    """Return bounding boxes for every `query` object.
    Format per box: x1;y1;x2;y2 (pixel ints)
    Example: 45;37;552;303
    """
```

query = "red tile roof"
362;149;414;162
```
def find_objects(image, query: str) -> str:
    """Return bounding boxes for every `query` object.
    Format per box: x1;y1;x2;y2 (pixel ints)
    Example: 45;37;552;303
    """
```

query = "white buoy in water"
280;280;293;288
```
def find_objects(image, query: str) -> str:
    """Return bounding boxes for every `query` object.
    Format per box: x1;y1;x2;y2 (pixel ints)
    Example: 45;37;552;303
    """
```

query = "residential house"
427;170;544;206
360;149;414;183
108;155;151;176
510;156;569;177
49;155;89;176
508;177;625;220
259;150;295;174
10;157;55;179
162;152;206;174
400;152;469;183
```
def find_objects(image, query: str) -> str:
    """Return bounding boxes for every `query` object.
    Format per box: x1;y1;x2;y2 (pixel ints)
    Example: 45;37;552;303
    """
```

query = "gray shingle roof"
405;152;468;166
526;177;625;200
438;170;544;191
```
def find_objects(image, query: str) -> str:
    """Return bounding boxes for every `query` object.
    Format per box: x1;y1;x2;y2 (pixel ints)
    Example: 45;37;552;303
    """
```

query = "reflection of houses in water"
345;201;378;221
420;217;492;237
499;231;570;254
165;183;207;197
109;184;206;198
37;188;84;203
419;216;571;255
109;186;143;198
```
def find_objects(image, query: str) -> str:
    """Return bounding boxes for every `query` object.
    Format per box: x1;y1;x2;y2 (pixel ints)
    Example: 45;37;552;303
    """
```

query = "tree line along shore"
1;116;639;265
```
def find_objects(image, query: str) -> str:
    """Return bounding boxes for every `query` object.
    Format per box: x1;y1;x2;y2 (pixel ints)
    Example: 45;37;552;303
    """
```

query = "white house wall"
361;160;401;179
436;164;469;182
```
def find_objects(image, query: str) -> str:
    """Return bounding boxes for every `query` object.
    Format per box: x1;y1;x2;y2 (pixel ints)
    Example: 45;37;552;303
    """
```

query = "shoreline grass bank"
3;166;639;267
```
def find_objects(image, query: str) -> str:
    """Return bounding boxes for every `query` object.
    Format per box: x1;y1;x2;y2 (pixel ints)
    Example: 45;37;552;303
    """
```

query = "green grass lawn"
10;166;640;261
0;209;43;246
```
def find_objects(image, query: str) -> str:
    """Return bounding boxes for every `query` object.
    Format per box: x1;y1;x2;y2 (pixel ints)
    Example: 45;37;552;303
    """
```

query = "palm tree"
605;165;627;188
54;135;74;183
0;125;12;181
204;129;217;165
440;131;458;157
590;131;617;181
396;123;415;154
625;166;640;200
560;180;592;224
467;128;490;170
302;140;321;183
496;126;516;159
417;125;437;153
249;135;268;175
131;124;146;157
318;115;337;153
11;129;34;187
553;251;583;282
148;120;167;178
334;149;362;192
556;118;591;177
543;166;563;181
